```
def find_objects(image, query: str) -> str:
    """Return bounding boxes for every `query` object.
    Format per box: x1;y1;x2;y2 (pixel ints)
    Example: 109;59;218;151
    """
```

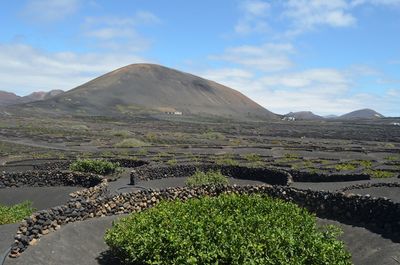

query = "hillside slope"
340;109;384;120
25;64;277;120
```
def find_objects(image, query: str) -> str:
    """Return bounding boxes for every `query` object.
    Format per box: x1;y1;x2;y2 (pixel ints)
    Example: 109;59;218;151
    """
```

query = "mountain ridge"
21;63;278;120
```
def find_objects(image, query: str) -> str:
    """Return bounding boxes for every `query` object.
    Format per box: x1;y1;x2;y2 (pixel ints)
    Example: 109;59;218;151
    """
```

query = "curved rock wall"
10;184;400;257
0;171;102;188
131;164;292;185
289;170;370;182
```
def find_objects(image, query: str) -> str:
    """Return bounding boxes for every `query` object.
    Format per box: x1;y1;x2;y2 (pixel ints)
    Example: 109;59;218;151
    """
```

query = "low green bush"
0;201;35;225
334;163;357;171
115;138;147;148
69;159;120;175
105;194;351;265
364;169;395;178
185;170;229;187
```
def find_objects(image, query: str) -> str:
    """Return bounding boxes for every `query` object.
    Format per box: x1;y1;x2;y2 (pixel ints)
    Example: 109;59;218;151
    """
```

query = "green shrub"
214;154;239;166
166;158;178;166
185;170;229;187
243;153;261;162
111;130;131;137
105;194;351;265
201;131;225;140
69;159;120;175
364;169;395;178
0;201;35;225
334;163;357;171
115;138;147;148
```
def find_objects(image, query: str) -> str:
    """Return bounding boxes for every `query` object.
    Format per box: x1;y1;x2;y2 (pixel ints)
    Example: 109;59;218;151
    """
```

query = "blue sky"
0;0;399;116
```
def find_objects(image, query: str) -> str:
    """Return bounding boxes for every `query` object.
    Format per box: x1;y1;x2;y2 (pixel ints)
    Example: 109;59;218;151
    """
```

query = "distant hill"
0;90;63;106
23;90;64;102
284;111;324;120
0;91;22;106
339;109;384;120
20;64;277;120
324;114;338;119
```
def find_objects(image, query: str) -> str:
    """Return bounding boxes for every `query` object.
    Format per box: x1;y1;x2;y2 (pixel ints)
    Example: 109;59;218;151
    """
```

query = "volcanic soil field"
1;112;400;265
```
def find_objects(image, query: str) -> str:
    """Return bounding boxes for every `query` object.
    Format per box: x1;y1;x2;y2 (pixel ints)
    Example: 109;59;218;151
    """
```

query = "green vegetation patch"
105;194;351;265
0;201;35;225
364;169;396;178
69;159;121;175
115;138;147;148
214;153;239;166
334;163;358;171
185;170;229;187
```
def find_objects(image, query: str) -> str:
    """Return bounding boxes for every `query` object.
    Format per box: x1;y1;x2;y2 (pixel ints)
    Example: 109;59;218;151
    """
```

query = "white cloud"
235;0;270;34
22;0;81;22
0;43;152;95
199;64;399;116
284;0;356;35
210;43;294;72
83;12;161;51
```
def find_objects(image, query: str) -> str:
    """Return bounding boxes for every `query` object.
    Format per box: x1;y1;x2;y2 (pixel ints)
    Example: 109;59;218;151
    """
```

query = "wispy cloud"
83;11;161;51
0;43;151;95
210;43;294;72
235;0;270;34
22;0;81;22
283;0;356;36
199;63;399;116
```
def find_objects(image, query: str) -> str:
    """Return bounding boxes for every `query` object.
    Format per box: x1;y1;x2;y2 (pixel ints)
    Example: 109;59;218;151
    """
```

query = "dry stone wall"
289;170;370;182
10;183;400;257
0;171;102;188
131;164;292;185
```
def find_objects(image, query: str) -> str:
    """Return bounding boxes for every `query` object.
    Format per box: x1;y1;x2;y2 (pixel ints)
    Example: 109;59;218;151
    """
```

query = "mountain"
324;114;338;119
283;111;324;120
0;91;22;106
0;90;64;106
339;109;384;120
23;90;64;102
22;64;277;120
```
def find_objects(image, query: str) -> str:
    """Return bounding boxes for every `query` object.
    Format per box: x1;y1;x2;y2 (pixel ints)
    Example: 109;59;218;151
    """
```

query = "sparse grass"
115;138;147;148
71;124;89;131
105;194;351;265
111;130;131;137
334;163;358;171
354;160;373;169
385;155;400;161
201;131;225;140
364;169;396;178
214;153;239;166
70;159;121;175
0;201;36;225
275;153;300;164
185;170;229;187
243;153;264;167
137;148;148;156
166;157;178;166
291;160;315;171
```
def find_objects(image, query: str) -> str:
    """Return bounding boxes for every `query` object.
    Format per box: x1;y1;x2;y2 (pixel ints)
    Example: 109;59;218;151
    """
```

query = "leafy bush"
115;138;147;148
364;169;395;178
105;194;351;265
214;154;239;166
334;163;357;171
0;201;35;225
201;131;225;140
185;170;229;187
69;159;120;175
